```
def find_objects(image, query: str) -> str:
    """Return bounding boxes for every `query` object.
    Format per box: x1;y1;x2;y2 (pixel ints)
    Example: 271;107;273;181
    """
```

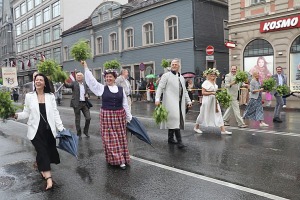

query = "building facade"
228;0;300;92
62;0;228;88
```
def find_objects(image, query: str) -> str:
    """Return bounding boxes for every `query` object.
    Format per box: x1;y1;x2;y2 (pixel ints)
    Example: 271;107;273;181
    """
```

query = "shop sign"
260;15;300;33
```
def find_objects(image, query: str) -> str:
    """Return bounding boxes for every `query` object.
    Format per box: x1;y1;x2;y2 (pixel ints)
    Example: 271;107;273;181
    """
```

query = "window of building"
44;49;51;60
21;2;27;16
96;37;103;54
110;33;117;52
143;23;154;45
52;24;60;40
251;0;265;5
63;46;68;61
124;28;134;49
165;17;178;41
53;47;61;63
43;7;50;22
43;29;51;44
21;20;27;33
28;36;35;48
52;1;60;18
35;12;42;26
35;32;42;46
291;36;300;53
27;0;33;11
35;0;41;6
15;7;20;19
28;16;34;30
22;38;28;51
244;39;273;57
16;41;21;53
16;24;21;36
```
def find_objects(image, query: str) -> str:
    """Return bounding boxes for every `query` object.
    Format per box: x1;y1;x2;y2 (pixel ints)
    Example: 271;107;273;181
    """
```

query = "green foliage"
216;89;232;108
37;60;59;76
161;59;170;68
70;40;92;62
0;91;20;121
103;59;121;70
38;60;68;82
51;67;68;83
0;78;3;85
234;70;248;83
276;85;290;96
262;78;276;91
153;104;168;124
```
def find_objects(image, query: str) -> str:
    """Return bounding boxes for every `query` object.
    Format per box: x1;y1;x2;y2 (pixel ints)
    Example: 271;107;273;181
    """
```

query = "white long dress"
196;80;224;127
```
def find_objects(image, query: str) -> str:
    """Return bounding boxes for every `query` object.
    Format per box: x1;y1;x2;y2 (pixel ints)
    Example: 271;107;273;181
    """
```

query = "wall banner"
2;67;18;88
290;53;300;92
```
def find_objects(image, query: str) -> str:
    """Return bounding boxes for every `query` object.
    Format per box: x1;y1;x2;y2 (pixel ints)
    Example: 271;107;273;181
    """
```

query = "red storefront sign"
260;15;300;33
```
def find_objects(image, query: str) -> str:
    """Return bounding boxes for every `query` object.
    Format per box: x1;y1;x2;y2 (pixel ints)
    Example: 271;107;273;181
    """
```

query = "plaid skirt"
243;93;264;121
100;108;130;165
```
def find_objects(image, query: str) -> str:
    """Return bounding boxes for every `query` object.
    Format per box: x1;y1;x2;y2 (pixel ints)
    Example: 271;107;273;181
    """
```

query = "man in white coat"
223;65;248;128
155;59;192;149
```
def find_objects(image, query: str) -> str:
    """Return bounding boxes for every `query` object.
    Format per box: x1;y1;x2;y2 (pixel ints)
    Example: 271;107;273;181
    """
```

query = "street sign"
206;56;214;60
206;45;214;55
225;41;236;48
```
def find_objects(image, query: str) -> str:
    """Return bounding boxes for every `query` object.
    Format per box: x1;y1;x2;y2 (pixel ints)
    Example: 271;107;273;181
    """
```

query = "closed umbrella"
56;129;79;159
182;72;196;78
145;74;156;79
127;117;152;146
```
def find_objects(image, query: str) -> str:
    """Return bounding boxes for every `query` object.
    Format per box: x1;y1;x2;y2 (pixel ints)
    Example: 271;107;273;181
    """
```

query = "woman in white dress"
194;68;232;135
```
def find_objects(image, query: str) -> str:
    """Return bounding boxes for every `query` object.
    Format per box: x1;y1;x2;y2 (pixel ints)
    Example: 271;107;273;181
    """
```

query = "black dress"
31;103;60;171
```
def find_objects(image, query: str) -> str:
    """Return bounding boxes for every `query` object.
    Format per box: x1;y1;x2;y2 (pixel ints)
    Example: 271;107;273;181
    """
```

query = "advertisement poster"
244;56;274;83
2;67;18;88
290;53;300;92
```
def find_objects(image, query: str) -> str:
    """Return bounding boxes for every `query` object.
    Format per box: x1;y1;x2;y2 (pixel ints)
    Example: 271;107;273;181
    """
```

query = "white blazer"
17;92;64;140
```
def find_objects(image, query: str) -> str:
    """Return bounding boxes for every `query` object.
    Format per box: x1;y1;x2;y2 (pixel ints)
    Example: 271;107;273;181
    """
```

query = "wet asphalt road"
0;98;300;200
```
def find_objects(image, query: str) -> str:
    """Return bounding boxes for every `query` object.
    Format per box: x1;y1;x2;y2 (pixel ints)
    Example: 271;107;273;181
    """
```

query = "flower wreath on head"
203;68;220;77
102;68;119;77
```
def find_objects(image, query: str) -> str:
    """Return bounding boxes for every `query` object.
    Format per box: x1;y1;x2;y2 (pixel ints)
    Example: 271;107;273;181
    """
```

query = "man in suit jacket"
223;65;247;128
116;69;132;111
64;72;91;137
272;66;287;123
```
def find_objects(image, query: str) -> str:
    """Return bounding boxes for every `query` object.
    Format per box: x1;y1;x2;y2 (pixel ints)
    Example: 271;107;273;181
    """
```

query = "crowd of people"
13;58;299;191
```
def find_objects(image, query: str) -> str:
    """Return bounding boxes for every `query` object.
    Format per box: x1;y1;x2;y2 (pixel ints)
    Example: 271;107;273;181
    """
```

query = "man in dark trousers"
272;66;287;123
65;72;91;137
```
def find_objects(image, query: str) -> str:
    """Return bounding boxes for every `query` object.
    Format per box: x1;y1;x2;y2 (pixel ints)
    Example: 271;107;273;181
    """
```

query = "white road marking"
131;156;289;200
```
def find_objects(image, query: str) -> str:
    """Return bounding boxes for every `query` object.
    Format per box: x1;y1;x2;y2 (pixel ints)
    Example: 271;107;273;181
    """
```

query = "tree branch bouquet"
37;60;59;77
216;89;232;109
103;59;121;70
276;85;290;96
70;40;92;62
51;67;68;83
161;59;171;69
0;91;22;122
153;104;168;125
262;77;276;91
234;70;248;83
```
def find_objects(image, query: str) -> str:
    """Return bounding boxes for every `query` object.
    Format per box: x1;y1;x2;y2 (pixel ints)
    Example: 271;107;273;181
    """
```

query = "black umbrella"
56;129;79;159
127;117;152;146
182;72;196;78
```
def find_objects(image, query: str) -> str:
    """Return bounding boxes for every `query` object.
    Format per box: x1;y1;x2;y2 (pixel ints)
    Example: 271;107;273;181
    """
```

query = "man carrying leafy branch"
155;59;192;149
223;65;248;128
272;66;287;123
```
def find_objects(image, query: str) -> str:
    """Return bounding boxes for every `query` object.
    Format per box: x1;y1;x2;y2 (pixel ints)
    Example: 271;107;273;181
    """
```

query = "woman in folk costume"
194;68;232;135
155;59;192;149
81;61;132;170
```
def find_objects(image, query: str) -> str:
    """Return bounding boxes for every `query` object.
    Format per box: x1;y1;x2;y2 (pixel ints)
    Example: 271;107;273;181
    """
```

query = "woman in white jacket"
15;73;64;190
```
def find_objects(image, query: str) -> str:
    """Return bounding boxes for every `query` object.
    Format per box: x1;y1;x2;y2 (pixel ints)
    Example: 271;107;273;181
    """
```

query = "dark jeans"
73;102;91;135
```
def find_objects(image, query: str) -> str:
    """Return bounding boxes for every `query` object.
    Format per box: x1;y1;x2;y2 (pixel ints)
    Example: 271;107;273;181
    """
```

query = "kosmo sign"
260;15;300;33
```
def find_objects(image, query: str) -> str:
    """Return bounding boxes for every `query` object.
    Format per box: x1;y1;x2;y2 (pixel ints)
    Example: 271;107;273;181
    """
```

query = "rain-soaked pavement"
0;97;300;200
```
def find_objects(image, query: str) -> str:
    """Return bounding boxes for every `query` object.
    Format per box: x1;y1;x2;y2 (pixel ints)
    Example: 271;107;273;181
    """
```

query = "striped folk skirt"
100;108;130;165
243;93;264;121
